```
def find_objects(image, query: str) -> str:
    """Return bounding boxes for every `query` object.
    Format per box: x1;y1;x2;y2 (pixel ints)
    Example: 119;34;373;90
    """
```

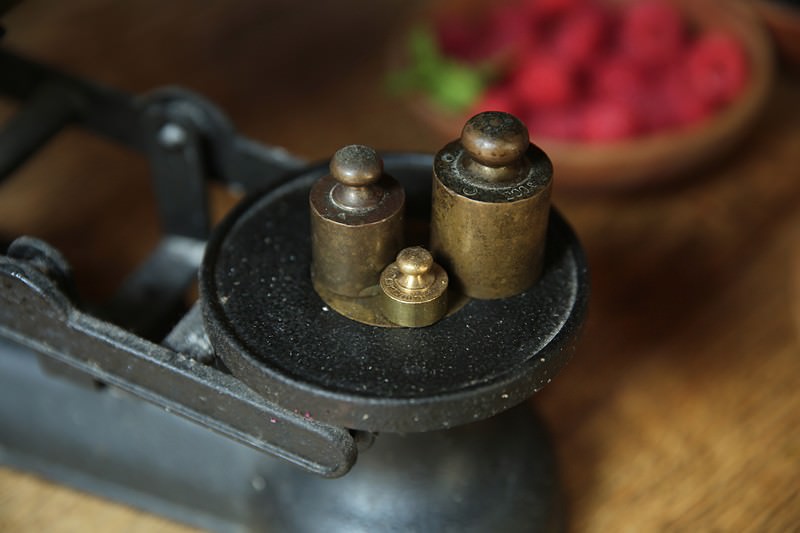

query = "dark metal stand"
0;39;588;532
0;337;562;533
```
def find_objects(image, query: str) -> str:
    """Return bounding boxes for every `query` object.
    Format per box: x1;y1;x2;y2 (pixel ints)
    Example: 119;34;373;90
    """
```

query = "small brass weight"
309;111;553;327
380;246;448;328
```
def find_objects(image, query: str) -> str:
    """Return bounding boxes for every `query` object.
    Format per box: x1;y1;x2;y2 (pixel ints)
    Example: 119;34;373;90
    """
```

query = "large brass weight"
430;112;553;299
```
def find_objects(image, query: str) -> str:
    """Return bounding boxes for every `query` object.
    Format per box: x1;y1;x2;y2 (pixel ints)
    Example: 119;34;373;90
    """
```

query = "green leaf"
386;24;489;112
428;63;487;111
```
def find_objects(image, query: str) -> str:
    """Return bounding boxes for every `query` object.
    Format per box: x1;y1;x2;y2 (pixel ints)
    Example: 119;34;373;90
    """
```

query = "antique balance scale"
0;8;588;531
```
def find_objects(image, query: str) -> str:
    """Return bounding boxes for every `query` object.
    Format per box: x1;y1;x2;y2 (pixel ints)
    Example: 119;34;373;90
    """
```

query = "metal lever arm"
0;47;304;192
0;239;357;478
0;47;358;477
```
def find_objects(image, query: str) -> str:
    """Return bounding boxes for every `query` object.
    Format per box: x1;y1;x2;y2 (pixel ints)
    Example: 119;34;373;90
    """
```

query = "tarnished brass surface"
430;112;553;299
314;283;467;328
379;247;448;327
310;145;404;298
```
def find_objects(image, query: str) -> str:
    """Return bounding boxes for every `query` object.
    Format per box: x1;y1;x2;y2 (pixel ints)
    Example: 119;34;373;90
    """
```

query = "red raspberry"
551;6;610;67
633;80;676;132
524;0;589;20
659;65;713;129
590;55;643;101
472;84;520;116
512;55;578;109
582;99;639;141
672;92;712;129
483;5;536;61
434;15;485;63
620;0;686;67
687;31;749;108
528;107;584;140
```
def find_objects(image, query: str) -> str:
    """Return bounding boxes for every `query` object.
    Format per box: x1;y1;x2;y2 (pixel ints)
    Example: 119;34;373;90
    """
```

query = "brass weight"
380;246;448;327
430;112;553;299
310;145;404;298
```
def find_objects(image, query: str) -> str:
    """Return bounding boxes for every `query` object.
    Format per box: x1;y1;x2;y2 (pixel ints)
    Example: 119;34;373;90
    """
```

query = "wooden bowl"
756;0;800;66
398;0;775;192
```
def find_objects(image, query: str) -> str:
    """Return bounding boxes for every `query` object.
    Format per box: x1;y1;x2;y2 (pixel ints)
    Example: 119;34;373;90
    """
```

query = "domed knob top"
397;247;434;277
330;145;383;187
460;111;529;168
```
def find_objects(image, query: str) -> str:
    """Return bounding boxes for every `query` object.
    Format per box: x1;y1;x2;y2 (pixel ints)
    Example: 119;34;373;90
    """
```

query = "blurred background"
0;0;798;531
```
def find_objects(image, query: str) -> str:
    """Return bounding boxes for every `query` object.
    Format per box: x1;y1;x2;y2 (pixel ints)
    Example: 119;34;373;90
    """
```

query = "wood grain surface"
1;1;798;531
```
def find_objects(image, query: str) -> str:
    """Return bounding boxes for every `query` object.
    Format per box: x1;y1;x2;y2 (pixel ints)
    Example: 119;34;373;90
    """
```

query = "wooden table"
1;1;798;531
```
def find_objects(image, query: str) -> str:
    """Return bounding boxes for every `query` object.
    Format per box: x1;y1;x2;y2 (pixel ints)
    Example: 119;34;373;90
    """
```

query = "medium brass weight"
310;144;404;298
430;111;553;299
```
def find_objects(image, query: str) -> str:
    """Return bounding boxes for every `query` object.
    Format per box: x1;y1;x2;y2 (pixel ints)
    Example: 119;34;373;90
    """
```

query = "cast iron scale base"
0;28;588;533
